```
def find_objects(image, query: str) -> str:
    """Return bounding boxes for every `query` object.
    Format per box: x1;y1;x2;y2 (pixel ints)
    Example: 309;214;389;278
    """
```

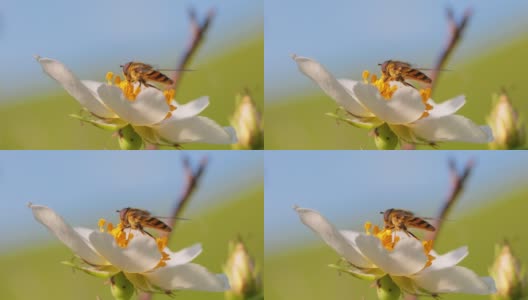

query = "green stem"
118;125;143;150
110;272;134;300
376;275;401;300
373;124;398;150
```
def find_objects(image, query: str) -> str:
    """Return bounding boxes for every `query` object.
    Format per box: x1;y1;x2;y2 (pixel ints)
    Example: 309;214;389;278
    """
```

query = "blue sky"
265;0;528;101
0;151;263;252
0;0;262;100
264;151;528;253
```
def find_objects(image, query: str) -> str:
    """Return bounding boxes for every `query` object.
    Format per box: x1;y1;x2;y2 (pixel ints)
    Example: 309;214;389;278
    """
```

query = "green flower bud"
118;125;143;150
224;237;262;300
230;93;264;150
373;123;398;150
490;241;526;300
488;91;525;150
110;272;134;300
376;275;401;300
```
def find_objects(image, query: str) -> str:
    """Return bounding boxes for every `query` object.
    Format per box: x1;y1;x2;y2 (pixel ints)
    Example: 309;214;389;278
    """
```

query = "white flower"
29;203;229;293
294;206;496;296
292;55;493;145
35;56;236;146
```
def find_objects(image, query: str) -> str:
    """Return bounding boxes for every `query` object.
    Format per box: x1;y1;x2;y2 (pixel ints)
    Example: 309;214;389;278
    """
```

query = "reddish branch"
170;8;216;94
139;156;209;300
406;158;475;300
145;8;214;150
430;7;472;92
426;158;474;241
166;156;208;233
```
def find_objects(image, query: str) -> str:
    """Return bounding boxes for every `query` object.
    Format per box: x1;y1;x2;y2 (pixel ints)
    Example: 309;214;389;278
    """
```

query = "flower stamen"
364;221;400;251
155;236;171;268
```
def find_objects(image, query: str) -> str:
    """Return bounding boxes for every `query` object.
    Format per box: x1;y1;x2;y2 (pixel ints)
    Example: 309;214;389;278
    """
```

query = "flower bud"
373;124;398;150
230;93;263;150
224;237;262;300
488;92;525;149
376;275;401;300
110;272;134;300
490;241;526;300
118;125;143;150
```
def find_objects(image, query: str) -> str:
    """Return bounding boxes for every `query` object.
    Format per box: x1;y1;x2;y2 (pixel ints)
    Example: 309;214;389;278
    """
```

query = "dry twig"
144;8;214;150
406;158;475;300
430;7;472;92
170;7;216;94
139;156;209;300
426;158;474;241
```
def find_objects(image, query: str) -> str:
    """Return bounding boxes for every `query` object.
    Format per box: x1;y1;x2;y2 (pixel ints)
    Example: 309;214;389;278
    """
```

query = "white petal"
144;263;229;291
412;266;496;294
427;95;465;118
97;85;169;126
355;235;427;276
353;83;425;124
155;116;236;144
170;96;210;120
164;244;202;267
411;115;493;143
294;207;373;268
427;246;468;271
291;55;371;117
35;56;116;118
28;204;106;265
89;231;161;273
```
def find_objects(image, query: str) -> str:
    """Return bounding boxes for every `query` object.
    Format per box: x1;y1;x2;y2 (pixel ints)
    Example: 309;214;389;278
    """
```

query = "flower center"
364;221;436;268
98;218;171;267
105;72;177;117
361;70;433;119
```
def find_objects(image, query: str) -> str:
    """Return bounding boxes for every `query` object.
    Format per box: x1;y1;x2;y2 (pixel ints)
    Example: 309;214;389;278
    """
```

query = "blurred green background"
0;1;263;150
265;151;528;299
265;0;528;150
0;151;263;300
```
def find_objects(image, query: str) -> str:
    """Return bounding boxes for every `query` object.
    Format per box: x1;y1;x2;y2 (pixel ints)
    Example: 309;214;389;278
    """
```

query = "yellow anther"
420;88;432;103
156;237;168;252
163;89;175;103
154;237;170;269
362;70;370;83
424;103;433;110
370;74;378;84
364;221;372;235
422;240;433;253
419;112;430;119
114;76;122;85
106;72;114;84
372;225;381;235
98;219;106;232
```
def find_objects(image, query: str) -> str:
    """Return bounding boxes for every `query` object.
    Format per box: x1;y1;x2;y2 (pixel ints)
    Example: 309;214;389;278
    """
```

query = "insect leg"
137;224;155;238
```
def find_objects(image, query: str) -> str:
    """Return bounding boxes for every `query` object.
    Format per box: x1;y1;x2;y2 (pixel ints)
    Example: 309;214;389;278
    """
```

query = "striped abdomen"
406;217;435;231
402;68;432;84
141;216;172;232
143;69;174;85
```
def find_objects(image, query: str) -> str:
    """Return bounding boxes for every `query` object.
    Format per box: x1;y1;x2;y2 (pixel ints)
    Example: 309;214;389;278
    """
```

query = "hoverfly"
378;60;439;89
116;207;186;238
120;61;191;90
380;208;436;239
